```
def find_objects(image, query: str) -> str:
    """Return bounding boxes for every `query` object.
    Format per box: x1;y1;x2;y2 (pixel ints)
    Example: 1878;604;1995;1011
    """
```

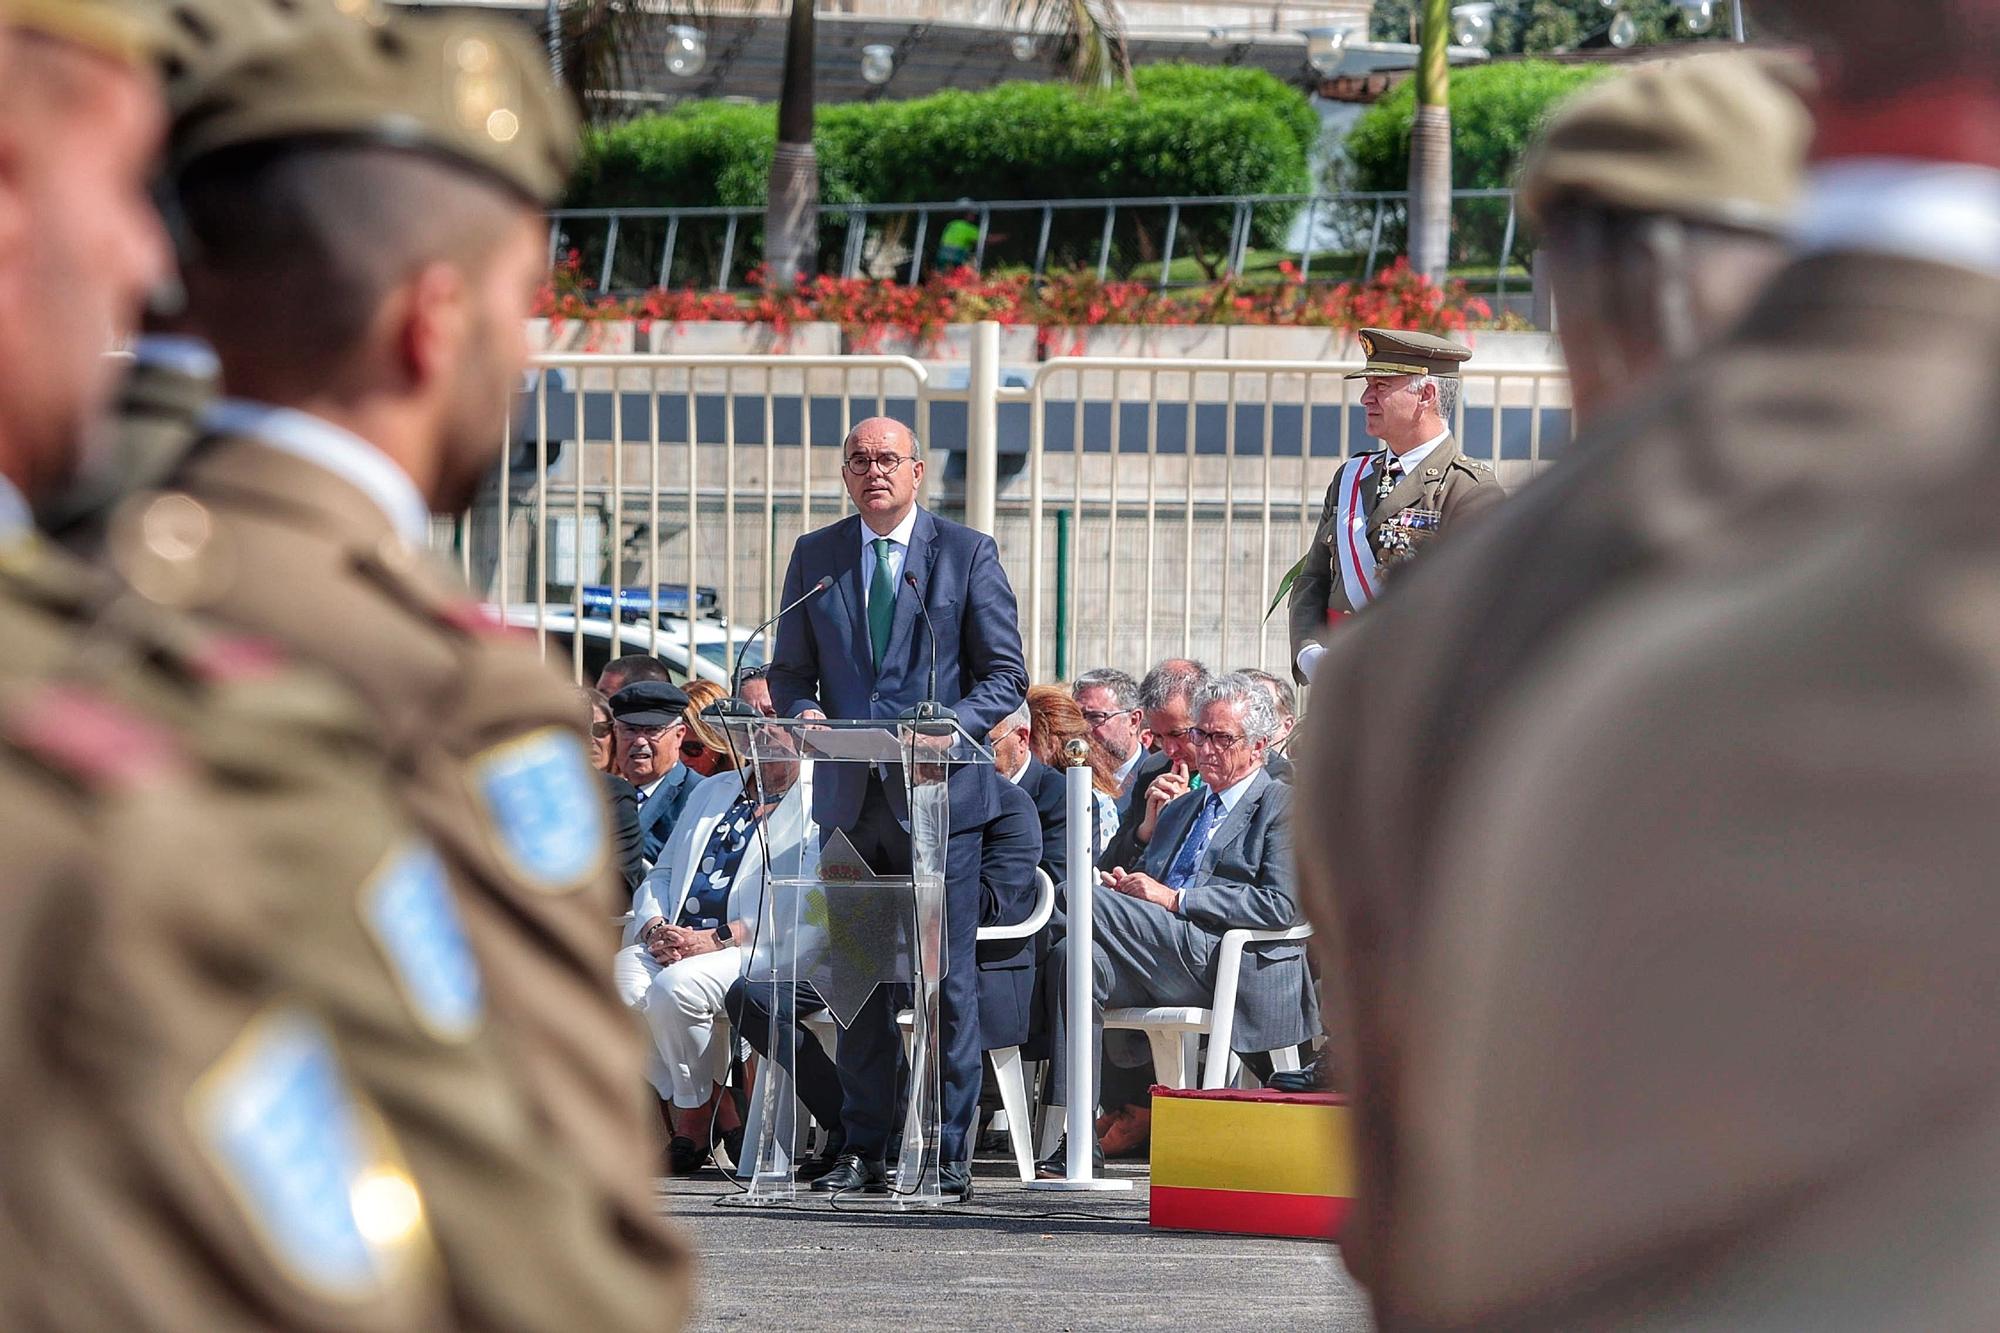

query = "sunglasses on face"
589;720;613;739
681;740;709;760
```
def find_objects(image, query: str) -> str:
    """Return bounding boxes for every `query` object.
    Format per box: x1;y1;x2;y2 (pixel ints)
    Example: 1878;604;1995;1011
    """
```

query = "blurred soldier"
1286;329;1503;682
1292;27;1997;1326
1288;49;1824;1232
0;3;457;1327
105;10;691;1323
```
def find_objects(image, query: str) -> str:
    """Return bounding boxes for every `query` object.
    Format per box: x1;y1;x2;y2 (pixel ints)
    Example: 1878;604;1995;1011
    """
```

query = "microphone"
900;571;958;733
734;574;832;699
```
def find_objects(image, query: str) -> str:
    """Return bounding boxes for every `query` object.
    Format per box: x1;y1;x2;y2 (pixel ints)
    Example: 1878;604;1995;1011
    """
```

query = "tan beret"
150;0;387;116
1519;50;1812;234
1345;328;1473;380
171;10;577;207
10;0;158;67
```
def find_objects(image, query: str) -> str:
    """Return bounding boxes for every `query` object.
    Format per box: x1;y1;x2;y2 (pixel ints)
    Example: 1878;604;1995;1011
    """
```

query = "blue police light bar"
575;584;720;621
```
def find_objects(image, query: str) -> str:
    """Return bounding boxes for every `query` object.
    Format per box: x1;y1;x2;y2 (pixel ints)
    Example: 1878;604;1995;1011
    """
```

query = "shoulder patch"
189;1007;429;1299
361;841;485;1042
472;728;607;892
3;685;186;789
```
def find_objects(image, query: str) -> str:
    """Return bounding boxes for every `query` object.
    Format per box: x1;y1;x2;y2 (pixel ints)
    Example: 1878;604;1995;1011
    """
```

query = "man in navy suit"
768;417;1029;1201
610;681;700;864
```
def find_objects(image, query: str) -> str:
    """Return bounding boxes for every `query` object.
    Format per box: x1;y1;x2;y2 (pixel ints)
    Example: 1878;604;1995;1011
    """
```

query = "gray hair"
1420;374;1461;426
1192;671;1278;745
995;701;1030;734
1239;668;1296;724
1072;667;1139;710
1138;657;1210;713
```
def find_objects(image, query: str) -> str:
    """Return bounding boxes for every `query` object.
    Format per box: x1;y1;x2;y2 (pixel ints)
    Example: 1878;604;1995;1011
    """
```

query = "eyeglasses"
1153;726;1192;742
588;720;613;739
843;452;915;476
1188;728;1247;752
1081;708;1135;726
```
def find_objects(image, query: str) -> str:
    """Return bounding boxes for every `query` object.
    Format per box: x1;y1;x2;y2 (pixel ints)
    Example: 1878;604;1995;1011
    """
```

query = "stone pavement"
660;1158;1374;1331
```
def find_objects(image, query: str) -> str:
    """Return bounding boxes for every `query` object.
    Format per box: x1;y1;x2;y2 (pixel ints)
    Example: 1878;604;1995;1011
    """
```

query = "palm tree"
548;0;1132;289
1408;0;1451;282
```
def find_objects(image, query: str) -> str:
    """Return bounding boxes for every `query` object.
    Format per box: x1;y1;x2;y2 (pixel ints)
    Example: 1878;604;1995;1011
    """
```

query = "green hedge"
1343;60;1608;267
568;65;1317;286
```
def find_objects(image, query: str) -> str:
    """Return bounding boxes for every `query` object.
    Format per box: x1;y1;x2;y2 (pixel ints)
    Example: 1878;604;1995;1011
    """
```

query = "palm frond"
555;0;715;124
1000;0;1132;90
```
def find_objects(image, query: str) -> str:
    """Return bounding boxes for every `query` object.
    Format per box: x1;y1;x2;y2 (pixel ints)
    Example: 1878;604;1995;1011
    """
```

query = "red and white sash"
1333;453;1381;611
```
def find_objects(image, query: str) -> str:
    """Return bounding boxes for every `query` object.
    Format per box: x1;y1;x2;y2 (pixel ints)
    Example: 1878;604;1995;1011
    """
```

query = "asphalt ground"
659;1157;1374;1331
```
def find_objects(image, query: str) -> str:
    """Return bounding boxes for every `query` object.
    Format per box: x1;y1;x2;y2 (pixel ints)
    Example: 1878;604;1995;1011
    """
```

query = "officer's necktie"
1165;792;1225;890
1374;452;1403;506
867;536;897;667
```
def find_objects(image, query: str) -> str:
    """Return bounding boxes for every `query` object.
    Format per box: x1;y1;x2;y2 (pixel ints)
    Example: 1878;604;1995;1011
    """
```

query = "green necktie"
867;536;896;667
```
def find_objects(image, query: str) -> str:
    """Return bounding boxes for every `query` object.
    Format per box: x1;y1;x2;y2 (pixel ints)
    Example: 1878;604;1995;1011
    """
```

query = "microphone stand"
899;572;958;736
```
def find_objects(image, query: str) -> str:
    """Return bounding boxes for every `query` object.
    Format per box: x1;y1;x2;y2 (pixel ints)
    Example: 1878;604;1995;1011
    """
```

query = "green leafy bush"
568;65;1316;286
1344;60;1608;265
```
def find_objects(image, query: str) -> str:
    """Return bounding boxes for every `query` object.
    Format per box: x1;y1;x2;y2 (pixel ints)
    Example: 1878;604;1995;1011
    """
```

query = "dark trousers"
725;979;845;1139
835;779;984;1164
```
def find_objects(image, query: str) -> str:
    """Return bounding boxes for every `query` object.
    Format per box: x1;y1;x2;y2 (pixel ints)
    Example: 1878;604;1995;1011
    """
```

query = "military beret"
9;0;158;67
609;682;691;728
1518;50;1812;234
1344;328;1473;380
148;0;384;117
170;9;578;207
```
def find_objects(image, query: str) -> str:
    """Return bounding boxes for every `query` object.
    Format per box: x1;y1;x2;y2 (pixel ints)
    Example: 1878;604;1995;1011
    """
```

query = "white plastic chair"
763;868;1058;1182
1103;922;1315;1092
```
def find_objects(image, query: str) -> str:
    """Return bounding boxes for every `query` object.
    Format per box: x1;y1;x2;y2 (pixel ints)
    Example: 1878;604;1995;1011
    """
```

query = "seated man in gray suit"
1039;672;1317;1174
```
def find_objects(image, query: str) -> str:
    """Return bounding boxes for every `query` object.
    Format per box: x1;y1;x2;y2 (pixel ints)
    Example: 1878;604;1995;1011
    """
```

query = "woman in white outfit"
613;751;804;1173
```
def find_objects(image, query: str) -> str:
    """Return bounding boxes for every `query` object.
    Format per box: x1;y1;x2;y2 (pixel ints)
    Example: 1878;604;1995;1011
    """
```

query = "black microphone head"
814;575;833;592
904;572;919;588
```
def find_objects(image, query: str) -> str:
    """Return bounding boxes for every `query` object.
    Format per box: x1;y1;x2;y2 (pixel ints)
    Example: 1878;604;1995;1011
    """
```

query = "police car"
492;583;764;685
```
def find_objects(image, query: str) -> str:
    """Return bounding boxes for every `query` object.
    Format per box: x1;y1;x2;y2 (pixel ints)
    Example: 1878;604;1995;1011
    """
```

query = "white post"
964;320;1000;537
1028;742;1132;1193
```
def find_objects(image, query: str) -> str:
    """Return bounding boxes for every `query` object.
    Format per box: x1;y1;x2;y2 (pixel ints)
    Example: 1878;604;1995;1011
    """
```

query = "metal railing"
451;341;1569;685
548;188;1526;297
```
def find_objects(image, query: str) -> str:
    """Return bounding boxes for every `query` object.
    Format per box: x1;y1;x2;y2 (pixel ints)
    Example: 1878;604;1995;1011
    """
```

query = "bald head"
842;415;924;534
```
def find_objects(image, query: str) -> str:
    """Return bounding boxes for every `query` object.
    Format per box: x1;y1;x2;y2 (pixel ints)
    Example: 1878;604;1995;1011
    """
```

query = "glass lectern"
718;716;993;1209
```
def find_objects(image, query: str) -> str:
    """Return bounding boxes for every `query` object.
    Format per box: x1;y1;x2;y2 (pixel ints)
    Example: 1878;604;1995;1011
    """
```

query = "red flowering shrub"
535;256;1494;348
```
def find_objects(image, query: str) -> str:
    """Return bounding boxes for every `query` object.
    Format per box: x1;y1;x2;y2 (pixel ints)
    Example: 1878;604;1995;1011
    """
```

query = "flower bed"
534;253;1499;356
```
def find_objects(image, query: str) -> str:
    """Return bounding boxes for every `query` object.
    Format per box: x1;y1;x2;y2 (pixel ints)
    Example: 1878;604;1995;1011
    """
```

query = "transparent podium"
718;715;992;1209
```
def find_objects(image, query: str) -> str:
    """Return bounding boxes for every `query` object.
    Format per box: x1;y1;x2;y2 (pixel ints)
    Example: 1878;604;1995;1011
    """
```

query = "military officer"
1290;16;2000;1325
95;10;692;1324
1286;328;1503;682
0;3;454;1326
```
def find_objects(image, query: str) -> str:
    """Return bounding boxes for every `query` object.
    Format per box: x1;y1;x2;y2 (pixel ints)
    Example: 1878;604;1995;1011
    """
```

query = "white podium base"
1024;1177;1135;1192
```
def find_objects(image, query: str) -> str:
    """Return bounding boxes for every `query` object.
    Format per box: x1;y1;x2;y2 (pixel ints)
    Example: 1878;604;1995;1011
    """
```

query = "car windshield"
699;640;763;670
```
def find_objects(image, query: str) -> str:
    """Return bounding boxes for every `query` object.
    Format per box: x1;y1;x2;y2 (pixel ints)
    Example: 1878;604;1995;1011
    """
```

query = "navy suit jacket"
633;762;700;865
1015;757;1070;885
768;507;1029;830
977;778;1044;1051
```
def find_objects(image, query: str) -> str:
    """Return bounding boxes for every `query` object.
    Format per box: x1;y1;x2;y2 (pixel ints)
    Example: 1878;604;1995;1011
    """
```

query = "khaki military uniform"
1398;375;2000;1327
1294;252;2000;1317
0;530;452;1331
47;351;217;550
139;431;692;1327
1286;435;1502;670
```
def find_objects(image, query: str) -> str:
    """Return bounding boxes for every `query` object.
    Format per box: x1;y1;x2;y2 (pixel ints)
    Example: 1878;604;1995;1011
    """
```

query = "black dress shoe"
1268;1055;1332;1094
795;1137;848;1183
666;1135;707;1176
938;1161;974;1202
1035;1135;1104;1180
809;1152;887;1194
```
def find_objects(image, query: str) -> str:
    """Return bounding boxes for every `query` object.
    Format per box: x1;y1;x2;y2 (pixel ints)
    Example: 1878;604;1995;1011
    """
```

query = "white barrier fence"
445;332;1570;686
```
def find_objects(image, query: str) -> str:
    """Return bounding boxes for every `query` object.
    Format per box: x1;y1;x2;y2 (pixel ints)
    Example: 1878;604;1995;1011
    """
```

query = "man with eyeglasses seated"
733;665;778;718
1038;672;1317;1176
1095;657;1208;873
609;681;701;865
